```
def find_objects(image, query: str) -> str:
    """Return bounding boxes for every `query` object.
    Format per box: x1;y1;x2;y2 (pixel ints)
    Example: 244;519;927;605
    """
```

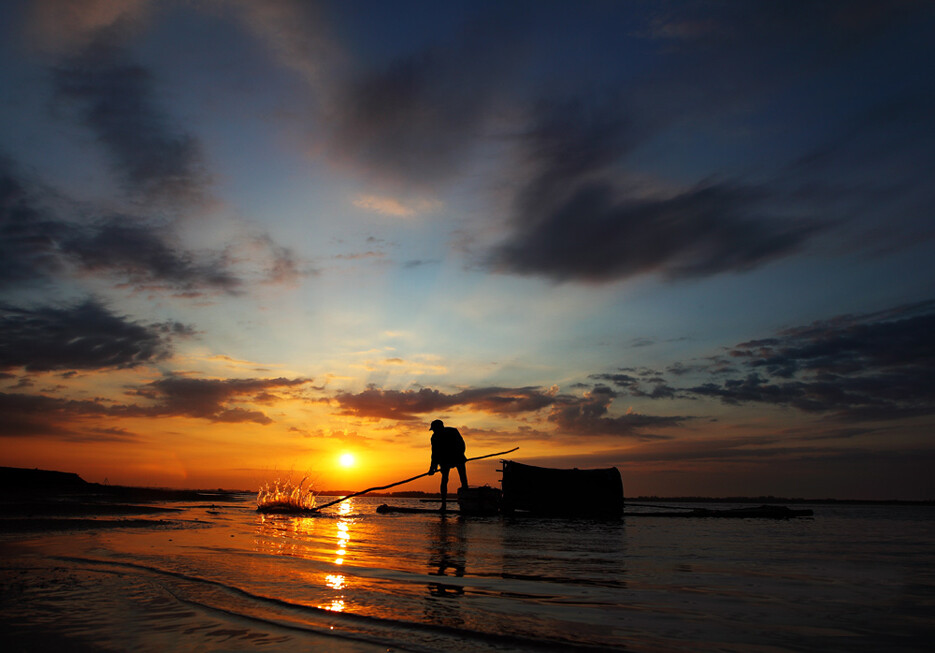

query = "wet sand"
0;470;394;651
1;534;395;653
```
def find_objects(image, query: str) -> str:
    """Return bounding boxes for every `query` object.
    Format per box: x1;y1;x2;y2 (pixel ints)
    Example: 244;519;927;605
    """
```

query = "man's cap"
430;419;443;430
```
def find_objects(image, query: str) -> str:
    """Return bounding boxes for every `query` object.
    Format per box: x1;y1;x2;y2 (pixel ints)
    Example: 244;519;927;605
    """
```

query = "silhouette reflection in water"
426;515;466;599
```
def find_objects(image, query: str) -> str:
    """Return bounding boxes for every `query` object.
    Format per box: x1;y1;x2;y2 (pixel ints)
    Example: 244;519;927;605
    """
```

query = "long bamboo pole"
307;446;519;513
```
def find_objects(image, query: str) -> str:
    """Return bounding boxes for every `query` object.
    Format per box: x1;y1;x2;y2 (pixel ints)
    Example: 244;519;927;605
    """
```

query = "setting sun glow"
339;453;355;468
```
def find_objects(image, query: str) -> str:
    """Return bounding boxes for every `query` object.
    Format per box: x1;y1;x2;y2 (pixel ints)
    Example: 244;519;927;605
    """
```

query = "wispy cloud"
64;217;241;292
0;166;237;293
685;301;935;421
0;373;314;439
331;385;557;421
0;158;66;288
545;385;683;439
327;9;523;187
352;194;442;218
226;0;340;91
131;375;312;425
0;157;308;294
591;371;680;400
0;299;183;372
52;39;210;206
596;300;935;423
0;391;116;439
488;101;823;283
330;383;685;439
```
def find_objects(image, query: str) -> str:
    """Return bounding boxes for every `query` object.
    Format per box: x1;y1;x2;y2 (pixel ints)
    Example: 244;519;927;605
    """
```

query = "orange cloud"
352;194;442;217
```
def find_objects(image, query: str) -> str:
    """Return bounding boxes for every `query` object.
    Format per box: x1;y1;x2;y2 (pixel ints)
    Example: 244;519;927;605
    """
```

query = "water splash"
256;474;318;512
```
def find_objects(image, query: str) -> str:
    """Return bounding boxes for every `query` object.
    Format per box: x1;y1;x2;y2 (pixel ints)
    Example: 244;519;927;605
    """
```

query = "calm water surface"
2;496;933;651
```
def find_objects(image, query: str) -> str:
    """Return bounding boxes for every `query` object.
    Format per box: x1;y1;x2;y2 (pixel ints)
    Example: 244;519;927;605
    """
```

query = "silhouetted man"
428;419;467;512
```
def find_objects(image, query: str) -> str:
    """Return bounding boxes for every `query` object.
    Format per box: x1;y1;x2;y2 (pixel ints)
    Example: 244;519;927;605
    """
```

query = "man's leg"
439;467;450;512
455;462;468;489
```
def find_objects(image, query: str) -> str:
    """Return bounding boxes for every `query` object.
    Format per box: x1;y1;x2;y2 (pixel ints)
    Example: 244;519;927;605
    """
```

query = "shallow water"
2;496;933;651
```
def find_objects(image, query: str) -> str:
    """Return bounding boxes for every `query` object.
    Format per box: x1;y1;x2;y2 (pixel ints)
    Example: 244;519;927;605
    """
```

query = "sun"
338;452;355;468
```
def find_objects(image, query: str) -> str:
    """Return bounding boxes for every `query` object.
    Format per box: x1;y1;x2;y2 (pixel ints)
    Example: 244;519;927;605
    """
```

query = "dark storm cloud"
0;159;67;287
0;157;245;293
268;1;928;272
0;393;141;441
472;2;927;283
264;1;932;285
738;301;935;377
132;375;312;425
51;39;209;204
591;372;679;400
331;385;558;421
0;300;181;372
494;180;821;283
0;374;312;438
0;392;115;439
331;383;685;439
507;99;635;220
682;301;935;420
330;11;521;186
545;385;683;439
62;217;241;293
586;301;935;423
488;101;822;283
454;386;560;415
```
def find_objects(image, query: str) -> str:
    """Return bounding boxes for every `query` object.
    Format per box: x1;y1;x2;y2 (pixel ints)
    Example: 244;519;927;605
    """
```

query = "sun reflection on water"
324;599;345;612
335;517;350;565
322;500;355;612
255;497;358;614
325;574;345;590
253;514;318;557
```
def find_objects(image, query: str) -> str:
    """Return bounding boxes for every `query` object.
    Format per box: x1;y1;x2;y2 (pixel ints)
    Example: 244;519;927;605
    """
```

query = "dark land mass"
0;467;243;533
0;466;248;501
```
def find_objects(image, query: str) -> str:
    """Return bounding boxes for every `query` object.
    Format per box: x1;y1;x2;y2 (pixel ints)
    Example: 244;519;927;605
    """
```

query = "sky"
1;0;933;499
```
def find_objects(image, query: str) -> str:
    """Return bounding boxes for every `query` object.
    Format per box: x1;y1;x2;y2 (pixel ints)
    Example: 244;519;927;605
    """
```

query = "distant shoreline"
2;467;931;505
315;491;935;506
623;495;935;506
0;466;247;501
